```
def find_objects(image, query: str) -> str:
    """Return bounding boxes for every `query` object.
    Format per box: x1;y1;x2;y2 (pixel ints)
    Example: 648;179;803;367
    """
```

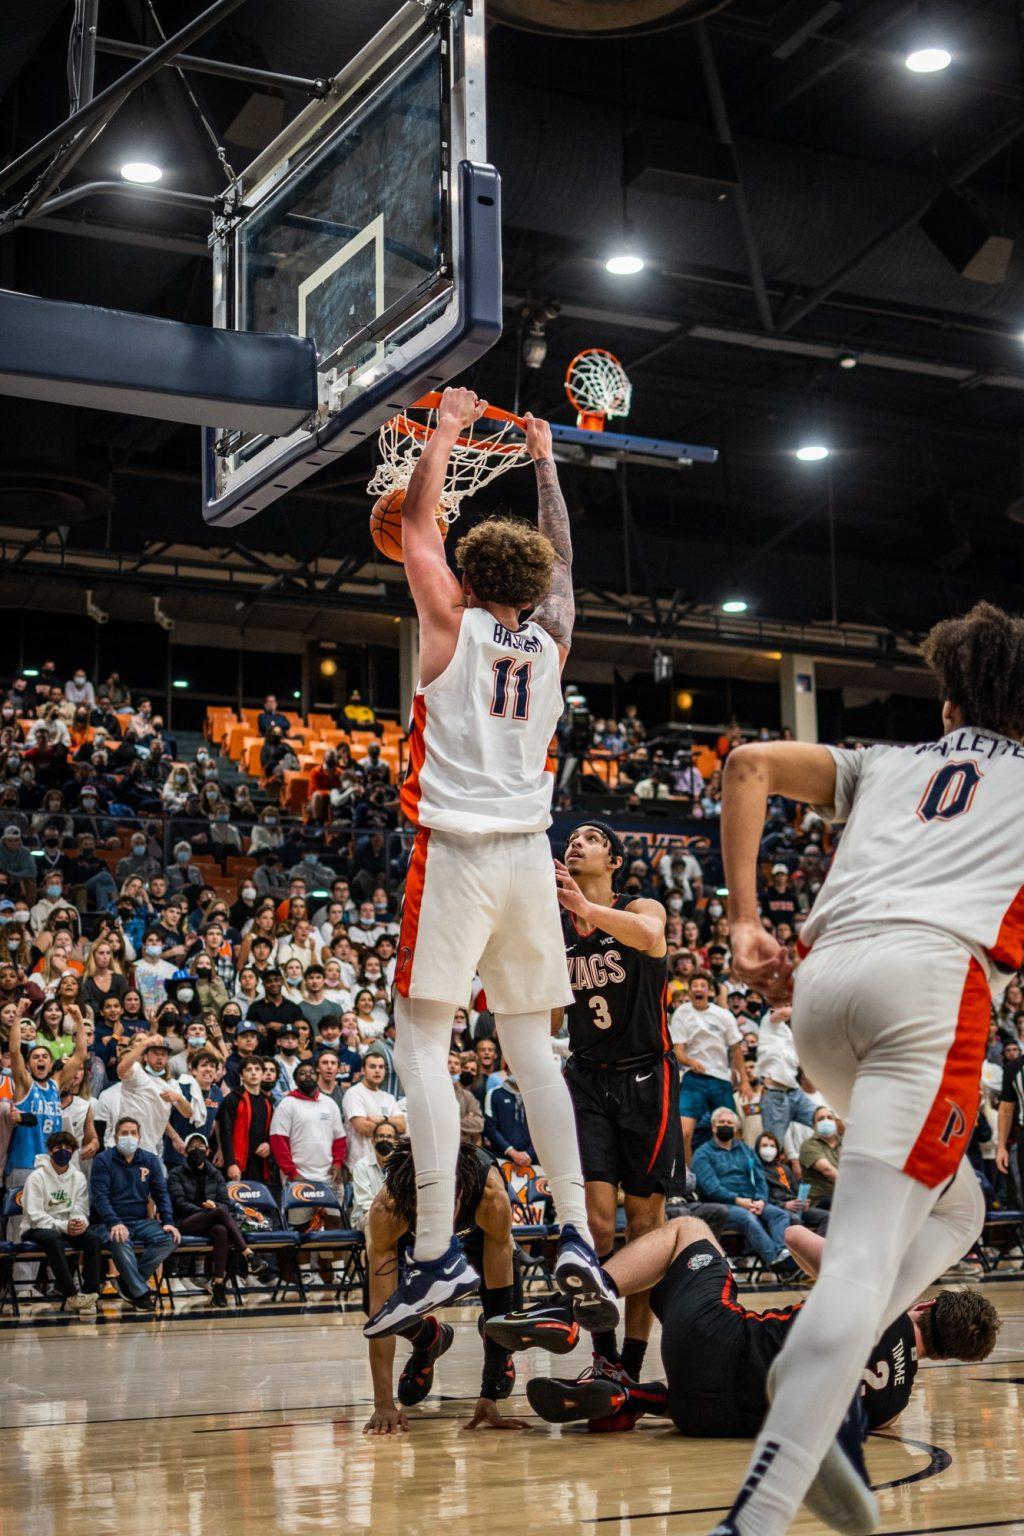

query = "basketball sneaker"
483;1300;580;1355
492;1356;516;1400
397;1319;455;1406
527;1369;626;1425
363;1237;480;1338
766;1359;879;1536
554;1224;618;1310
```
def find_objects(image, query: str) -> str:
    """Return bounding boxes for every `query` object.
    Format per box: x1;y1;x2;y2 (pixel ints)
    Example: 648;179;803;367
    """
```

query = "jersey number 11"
490;658;532;721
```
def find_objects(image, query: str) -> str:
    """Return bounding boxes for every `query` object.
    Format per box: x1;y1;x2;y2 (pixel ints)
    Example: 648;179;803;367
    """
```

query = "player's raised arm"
721;741;838;1001
554;861;666;956
402;387;488;673
525;415;574;668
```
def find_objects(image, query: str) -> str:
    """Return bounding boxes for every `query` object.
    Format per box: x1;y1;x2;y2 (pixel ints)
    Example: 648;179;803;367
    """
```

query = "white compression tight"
728;1154;984;1536
494;1010;593;1244
393;994;462;1262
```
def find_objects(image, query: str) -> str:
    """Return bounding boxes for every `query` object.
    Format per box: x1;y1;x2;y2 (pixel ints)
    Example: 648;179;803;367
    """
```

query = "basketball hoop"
367;392;533;527
564;348;633;432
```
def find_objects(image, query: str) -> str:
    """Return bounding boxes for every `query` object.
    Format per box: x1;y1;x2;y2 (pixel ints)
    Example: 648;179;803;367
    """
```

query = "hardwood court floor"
2;1279;1023;1536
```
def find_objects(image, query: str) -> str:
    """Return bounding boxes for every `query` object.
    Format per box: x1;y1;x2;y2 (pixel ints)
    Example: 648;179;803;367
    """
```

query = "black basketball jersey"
562;904;669;1065
862;1314;918;1429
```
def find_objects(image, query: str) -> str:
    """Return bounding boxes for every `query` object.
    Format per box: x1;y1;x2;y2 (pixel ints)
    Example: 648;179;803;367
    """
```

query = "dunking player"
366;388;610;1338
552;821;678;1396
711;602;1024;1536
363;1141;525;1434
506;1215;999;1435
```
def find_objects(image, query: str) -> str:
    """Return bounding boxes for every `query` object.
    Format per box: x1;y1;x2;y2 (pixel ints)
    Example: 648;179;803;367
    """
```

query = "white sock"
725;1155;939;1536
494;1010;593;1245
393;994;461;1263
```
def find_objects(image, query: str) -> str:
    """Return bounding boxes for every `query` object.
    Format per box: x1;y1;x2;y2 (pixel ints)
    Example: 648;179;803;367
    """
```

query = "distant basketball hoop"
367;392;533;531
564;348;633;432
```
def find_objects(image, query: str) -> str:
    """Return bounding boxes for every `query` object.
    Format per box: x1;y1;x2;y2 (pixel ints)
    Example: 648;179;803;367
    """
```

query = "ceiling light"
605;253;645;276
795;444;830;462
120;160;163;184
721;599;748;614
838;353;858;370
905;48;952;73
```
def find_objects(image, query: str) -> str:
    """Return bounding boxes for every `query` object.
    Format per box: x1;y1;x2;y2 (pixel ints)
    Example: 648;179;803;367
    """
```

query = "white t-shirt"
342;1082;400;1168
61;1095;90;1170
269;1091;344;1181
95;1083;122;1147
803;731;1024;993
669;1002;742;1083
119;1060;204;1156
755;1013;801;1091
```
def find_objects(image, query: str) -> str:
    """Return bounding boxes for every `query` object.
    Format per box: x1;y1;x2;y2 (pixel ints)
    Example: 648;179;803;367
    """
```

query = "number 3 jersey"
401;606;564;835
801;729;1024;993
563;905;669;1065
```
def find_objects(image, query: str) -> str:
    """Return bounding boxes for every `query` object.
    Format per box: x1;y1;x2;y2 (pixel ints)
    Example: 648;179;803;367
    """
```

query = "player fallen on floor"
363;1139;532;1435
485;1215;999;1436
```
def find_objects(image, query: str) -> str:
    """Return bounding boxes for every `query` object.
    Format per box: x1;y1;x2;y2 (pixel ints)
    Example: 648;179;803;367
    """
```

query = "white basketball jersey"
801;729;1024;991
401;606;563;835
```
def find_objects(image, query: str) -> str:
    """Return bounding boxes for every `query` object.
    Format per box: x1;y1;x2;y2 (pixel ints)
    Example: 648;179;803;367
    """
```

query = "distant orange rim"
564;348;629;416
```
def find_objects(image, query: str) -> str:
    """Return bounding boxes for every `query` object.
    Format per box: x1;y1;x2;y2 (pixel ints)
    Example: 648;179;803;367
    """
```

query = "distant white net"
367;400;532;525
565;348;633;421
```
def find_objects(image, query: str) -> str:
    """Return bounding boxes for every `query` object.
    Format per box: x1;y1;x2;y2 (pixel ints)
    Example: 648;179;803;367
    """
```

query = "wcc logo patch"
688;1252;714;1272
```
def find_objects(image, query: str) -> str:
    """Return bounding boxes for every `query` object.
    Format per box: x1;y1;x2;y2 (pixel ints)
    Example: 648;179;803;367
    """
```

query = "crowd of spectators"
0;663;1019;1309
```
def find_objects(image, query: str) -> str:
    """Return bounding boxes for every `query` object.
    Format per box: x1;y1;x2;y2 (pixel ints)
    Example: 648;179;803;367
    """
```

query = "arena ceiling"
1;0;1023;656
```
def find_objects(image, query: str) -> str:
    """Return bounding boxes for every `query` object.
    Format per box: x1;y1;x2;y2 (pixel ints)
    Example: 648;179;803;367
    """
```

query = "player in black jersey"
363;1141;526;1434
517;1216;1000;1436
550;820;682;1395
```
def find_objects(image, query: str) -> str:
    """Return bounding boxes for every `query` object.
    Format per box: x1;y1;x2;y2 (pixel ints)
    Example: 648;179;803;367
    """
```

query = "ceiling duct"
489;1;737;37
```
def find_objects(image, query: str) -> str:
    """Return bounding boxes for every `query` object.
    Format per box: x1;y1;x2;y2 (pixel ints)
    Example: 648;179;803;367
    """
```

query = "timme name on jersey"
401;607;564;836
563;906;669;1065
802;729;1024;990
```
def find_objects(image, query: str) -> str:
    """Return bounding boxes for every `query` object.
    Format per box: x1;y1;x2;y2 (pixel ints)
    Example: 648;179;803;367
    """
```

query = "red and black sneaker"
483;1301;580;1356
587;1379;669;1433
526;1368;626;1425
492;1355;517;1401
397;1320;455;1407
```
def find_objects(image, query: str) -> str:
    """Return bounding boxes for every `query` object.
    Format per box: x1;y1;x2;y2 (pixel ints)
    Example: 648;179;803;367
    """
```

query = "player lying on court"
711;600;1024;1536
364;1140;528;1435
551;820;680;1392
491;1215;998;1435
366;386;612;1338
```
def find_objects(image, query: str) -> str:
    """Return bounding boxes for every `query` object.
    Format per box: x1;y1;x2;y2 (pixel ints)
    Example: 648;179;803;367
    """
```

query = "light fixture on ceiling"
606;252;646;276
905;47;952;73
721;598;748;614
838;353;858;370
795;444;830;462
120;160;163;184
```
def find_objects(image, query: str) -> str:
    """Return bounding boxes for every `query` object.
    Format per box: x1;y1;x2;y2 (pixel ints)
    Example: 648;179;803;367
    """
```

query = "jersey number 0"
490;658;532;721
916;759;983;824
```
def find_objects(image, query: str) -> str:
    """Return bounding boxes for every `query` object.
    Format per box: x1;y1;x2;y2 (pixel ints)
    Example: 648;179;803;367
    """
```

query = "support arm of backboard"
0;288;317;436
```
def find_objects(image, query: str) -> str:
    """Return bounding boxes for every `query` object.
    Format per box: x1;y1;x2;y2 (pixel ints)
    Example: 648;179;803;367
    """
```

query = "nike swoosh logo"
636;1072;652;1083
442;1261;460;1276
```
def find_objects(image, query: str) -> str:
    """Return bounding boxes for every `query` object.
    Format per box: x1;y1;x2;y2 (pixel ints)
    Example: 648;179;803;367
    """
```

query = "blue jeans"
108;1218;175;1300
759;1086;820;1146
726;1201;791;1264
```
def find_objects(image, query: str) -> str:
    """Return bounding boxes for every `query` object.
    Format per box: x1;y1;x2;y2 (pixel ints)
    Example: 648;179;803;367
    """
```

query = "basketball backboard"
202;0;500;528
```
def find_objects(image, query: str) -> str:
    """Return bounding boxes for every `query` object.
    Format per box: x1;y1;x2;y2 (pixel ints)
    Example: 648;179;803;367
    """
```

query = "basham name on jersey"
492;622;543;653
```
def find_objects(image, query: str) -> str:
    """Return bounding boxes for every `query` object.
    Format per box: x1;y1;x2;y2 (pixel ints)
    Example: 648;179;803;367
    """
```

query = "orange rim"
393;393;529;455
564;347;629;417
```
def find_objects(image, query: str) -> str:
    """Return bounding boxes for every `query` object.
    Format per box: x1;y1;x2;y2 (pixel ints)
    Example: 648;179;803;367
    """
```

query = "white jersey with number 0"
801;728;1024;991
401;606;563;835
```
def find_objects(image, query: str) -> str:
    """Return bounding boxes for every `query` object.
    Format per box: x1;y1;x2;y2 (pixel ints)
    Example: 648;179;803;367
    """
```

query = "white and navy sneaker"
554;1224;618;1314
707;1524;740;1535
363;1238;480;1338
766;1360;879;1535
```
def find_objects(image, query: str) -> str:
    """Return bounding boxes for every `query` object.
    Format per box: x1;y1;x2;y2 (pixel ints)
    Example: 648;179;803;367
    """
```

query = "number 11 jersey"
401;605;564;835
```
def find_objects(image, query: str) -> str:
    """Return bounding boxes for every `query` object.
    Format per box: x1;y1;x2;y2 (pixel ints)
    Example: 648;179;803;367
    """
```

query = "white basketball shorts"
792;922;991;1189
395;826;573;1016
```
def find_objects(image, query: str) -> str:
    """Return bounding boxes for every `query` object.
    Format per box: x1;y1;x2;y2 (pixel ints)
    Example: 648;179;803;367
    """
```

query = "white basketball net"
565;348;633;420
367;401;533;526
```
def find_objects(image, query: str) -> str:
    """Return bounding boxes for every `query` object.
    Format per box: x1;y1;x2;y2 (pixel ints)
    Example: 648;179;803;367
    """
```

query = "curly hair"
921;601;1024;738
384;1138;482;1230
918;1288;1001;1362
454;516;555;611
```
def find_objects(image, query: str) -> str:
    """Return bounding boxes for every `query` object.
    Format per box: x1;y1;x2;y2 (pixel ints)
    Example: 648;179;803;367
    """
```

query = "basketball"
369;486;448;563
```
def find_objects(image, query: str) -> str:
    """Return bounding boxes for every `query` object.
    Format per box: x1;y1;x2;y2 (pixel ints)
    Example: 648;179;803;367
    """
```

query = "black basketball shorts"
565;1053;681;1199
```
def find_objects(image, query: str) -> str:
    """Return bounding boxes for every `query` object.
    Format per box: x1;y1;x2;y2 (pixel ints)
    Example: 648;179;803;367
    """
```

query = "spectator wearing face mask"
272;1021;303;1093
449;1049;484;1145
229;880;260;935
29;873;77;937
249;808;284;856
0;825;39;902
165;840;203;898
64;669;96;708
90;1114;179;1310
349;1121;398;1231
692;1108;798;1275
168;1020;223;1080
269;1059;346;1184
22;1129;103;1310
798;1105;843;1207
755;1131;829;1232
134;933;176;1016
115;830;162;883
117;1033;206;1158
168;1132;270;1306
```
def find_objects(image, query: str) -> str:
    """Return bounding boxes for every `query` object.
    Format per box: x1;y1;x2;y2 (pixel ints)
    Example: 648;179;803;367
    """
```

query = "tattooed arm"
525;414;575;668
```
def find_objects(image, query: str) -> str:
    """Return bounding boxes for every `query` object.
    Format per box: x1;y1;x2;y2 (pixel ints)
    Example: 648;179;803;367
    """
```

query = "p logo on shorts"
939;1100;967;1147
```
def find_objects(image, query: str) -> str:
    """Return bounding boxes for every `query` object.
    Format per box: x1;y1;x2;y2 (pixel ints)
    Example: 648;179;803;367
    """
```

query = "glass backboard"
202;0;500;528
